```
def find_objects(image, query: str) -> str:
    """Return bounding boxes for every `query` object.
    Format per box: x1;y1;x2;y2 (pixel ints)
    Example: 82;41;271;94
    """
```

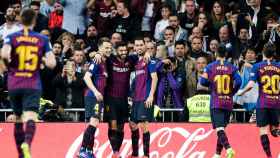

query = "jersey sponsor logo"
135;69;145;76
112;66;129;72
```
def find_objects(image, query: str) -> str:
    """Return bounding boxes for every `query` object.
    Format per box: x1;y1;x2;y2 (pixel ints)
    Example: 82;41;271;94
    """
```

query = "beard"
5;15;16;22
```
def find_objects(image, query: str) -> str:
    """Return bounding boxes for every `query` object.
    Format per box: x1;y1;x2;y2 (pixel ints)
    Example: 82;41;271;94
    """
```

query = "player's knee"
259;126;269;135
89;117;99;127
23;111;38;122
216;127;225;132
141;122;149;133
110;120;117;130
129;121;138;130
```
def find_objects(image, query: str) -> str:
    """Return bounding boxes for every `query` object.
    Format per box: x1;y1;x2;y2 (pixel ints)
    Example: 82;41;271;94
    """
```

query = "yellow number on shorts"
261;75;280;95
214;75;231;94
16;45;39;71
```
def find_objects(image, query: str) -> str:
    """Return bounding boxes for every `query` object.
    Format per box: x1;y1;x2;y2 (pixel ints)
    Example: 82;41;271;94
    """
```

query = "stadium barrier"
0;108;249;122
0;123;279;158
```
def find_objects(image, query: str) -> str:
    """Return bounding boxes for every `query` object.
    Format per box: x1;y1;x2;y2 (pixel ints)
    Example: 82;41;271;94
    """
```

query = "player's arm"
44;51;56;69
1;44;12;62
146;72;158;108
145;60;158;108
199;66;210;86
44;37;56;69
84;64;103;101
1;35;12;63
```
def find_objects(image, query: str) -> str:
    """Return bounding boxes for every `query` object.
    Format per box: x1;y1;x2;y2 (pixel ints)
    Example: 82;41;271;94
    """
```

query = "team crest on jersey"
3;37;10;43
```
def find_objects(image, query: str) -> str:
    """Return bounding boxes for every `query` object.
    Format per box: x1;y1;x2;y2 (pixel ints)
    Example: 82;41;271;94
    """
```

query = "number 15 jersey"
204;61;241;110
250;61;280;109
4;29;52;90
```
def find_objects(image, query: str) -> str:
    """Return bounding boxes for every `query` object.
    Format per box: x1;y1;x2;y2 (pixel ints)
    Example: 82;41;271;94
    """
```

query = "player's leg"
129;121;139;158
257;109;272;158
139;121;150;158
210;109;223;158
9;90;25;158
79;97;101;158
211;109;235;158
129;101;140;158
106;98;120;157
138;102;153;158
21;89;41;158
269;109;280;137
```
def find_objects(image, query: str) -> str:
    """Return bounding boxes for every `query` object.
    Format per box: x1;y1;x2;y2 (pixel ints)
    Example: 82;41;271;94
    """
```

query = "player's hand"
162;59;171;65
93;53;102;64
143;52;151;63
94;90;103;102
236;89;244;96
145;96;154;108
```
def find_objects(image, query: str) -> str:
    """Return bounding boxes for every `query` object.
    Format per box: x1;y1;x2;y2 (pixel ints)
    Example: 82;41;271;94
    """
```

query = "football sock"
260;134;272;157
14;122;24;156
143;132;150;157
24;120;36;146
131;129;139;156
81;125;96;150
217;130;230;149
116;130;124;151
108;129;119;152
216;138;223;155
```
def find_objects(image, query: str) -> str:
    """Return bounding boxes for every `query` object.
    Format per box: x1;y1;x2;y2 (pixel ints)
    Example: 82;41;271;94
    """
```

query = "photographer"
52;59;86;121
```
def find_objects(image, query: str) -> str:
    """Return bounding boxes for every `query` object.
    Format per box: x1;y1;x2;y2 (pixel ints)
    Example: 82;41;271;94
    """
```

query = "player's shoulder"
30;31;49;40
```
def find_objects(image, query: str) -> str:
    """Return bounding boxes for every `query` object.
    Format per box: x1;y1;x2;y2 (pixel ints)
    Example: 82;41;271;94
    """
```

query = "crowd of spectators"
0;0;280;122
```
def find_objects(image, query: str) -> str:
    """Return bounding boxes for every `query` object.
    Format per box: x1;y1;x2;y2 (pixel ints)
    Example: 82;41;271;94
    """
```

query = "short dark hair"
115;41;127;50
134;36;144;43
262;43;276;58
164;26;175;33
20;9;36;26
98;37;111;47
53;41;62;46
217;44;227;58
29;1;40;7
175;40;186;47
118;1;129;9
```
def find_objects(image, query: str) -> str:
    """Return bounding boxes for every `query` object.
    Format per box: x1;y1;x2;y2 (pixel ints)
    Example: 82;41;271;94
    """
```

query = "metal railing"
0;108;248;122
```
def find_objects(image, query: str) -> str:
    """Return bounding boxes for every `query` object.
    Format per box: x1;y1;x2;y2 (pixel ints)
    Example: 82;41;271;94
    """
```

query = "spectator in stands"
72;45;86;73
189;37;210;60
30;1;49;32
218;25;237;60
110;32;122;48
57;32;75;59
40;0;55;17
52;41;64;63
146;41;157;57
10;0;22;22
167;15;188;41
162;26;176;57
88;0;116;37
134;0;161;34
196;12;213;38
0;0;9;25
48;1;63;30
155;41;168;59
0;7;22;42
61;0;94;35
154;4;171;41
178;0;197;33
195;56;209;93
236;28;251;59
111;1;141;42
83;24;98;53
210;1;227;37
207;38;219;59
52;58;86;119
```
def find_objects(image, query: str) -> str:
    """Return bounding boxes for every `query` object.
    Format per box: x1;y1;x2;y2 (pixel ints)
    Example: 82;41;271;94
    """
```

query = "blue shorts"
210;109;231;129
130;101;154;123
8;89;41;116
84;96;104;121
256;108;280;127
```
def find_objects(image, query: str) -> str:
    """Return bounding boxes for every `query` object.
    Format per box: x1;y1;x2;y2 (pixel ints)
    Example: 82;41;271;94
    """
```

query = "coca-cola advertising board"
0;123;279;158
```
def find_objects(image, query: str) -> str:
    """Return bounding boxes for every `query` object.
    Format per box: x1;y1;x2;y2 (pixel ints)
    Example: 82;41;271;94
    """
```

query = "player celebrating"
129;37;158;158
78;38;112;158
1;9;56;158
238;44;280;158
200;45;241;158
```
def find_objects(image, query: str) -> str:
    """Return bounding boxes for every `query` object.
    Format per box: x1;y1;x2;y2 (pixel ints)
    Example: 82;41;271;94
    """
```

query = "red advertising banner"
0;123;279;158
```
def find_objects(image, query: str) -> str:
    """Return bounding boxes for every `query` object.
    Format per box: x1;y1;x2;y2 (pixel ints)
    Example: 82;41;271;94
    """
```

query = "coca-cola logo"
66;127;214;158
